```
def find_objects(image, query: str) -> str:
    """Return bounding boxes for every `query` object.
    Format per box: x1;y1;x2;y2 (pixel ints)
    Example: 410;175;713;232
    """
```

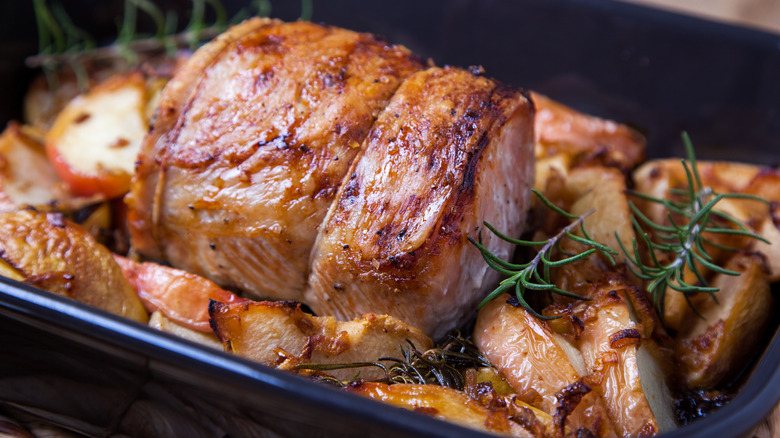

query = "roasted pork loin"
305;67;535;340
127;18;424;301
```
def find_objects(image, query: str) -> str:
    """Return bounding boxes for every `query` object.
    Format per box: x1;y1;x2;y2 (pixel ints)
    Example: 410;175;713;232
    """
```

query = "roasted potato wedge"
209;300;433;381
565;166;636;264
0;209;147;322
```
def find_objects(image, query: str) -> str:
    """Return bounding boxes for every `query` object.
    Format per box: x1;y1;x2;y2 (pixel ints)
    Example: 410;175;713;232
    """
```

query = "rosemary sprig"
469;189;618;320
298;333;491;390
26;0;297;79
617;132;770;318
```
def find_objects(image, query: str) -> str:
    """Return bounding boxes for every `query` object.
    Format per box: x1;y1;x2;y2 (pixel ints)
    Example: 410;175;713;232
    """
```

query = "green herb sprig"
617;132;770;318
28;0;239;73
469;189;618;320
299;333;491;390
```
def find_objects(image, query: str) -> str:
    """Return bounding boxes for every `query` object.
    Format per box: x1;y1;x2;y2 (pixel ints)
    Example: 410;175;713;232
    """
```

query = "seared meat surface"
128;18;424;300
305;67;535;340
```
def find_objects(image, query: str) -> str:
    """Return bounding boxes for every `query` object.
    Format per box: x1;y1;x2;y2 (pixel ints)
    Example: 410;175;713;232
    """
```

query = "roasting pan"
0;0;779;436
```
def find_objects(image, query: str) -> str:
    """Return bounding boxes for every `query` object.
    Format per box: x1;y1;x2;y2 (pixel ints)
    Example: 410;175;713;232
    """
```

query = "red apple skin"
46;142;131;199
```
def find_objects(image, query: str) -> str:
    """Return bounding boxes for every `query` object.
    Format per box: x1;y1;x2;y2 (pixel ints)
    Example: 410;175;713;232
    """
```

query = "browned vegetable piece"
345;382;536;437
565;166;637;264
148;311;222;349
576;288;676;437
463;367;560;437
632;159;780;329
0;122;67;210
209;300;432;381
0;209;148;323
675;252;773;388
45;72;159;199
113;255;245;333
531;92;646;173
23;52;187;132
474;295;618;438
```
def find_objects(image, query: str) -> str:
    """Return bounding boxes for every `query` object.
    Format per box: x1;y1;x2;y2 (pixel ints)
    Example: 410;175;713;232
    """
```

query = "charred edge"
275;300;303;315
412;406;440;416
606;289;624;304
572;315;585;335
508;403;547;437
516;87;536;114
553;380;592;436
459;133;489;194
208;298;230;342
320;41;350;91
609;328;642;349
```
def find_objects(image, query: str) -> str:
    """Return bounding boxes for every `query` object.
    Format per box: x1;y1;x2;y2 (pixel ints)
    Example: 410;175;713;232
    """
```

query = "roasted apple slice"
531;92;646;173
45;72;152;199
113;255;245;333
148;311;222;349
474;295;618;437
575;287;677;437
0;210;147;322
632;159;779;329
675;252;773;388
345;382;536;437
209;300;432;381
0;122;67;210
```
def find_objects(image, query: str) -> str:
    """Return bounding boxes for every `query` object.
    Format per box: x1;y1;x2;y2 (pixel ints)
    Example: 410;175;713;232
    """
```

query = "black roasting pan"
0;1;778;436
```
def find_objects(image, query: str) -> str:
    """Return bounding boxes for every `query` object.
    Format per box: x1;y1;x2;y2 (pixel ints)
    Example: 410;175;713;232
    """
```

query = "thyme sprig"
299;333;491;390
617;133;770;318
469;189;618;320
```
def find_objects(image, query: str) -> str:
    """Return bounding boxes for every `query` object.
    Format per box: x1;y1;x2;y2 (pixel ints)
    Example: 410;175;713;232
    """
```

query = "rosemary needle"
470;189;618;319
617;132;770;319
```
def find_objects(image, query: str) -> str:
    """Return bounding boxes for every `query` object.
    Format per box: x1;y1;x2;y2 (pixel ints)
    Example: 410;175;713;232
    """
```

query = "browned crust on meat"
307;66;536;339
128;17;280;257
327;70;523;281
127;19;425;300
